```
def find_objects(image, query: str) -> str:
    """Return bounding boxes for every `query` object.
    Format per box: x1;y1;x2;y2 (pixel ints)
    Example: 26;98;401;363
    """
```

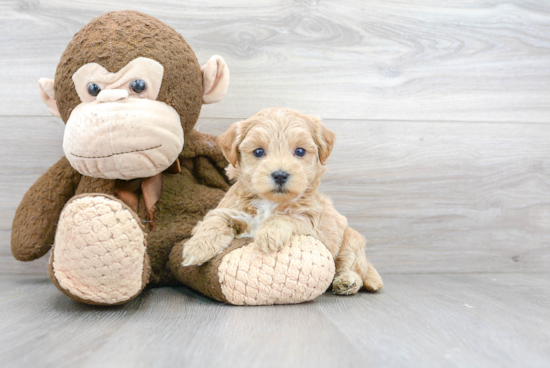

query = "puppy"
182;108;383;295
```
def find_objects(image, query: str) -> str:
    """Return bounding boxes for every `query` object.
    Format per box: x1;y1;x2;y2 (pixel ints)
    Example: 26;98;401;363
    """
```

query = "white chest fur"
234;199;279;238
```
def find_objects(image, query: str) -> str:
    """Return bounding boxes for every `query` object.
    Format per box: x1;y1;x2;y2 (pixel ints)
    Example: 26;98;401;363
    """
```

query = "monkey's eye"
295;148;306;157
87;83;101;97
253;148;265;158
130;79;147;94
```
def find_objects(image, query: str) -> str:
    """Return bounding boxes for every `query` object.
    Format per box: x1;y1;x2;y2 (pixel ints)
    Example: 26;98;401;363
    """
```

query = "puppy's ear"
219;121;240;166
308;116;335;165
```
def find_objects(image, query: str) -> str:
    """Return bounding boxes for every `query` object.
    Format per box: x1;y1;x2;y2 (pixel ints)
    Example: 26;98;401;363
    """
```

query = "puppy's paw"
332;271;363;296
363;267;384;292
181;232;233;267
254;224;293;253
181;240;213;267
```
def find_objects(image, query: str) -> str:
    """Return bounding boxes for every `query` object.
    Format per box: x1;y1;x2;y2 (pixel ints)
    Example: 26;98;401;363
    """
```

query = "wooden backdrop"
1;0;549;275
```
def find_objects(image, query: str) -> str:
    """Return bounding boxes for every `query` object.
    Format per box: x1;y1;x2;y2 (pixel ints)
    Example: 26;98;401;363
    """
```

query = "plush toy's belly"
143;171;226;286
75;168;226;286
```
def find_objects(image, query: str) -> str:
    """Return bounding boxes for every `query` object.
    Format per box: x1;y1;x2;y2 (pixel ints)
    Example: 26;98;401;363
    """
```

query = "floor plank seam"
2;115;550;126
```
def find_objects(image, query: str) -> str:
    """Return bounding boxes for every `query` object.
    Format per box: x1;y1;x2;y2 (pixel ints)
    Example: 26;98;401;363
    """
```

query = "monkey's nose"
96;89;129;103
272;171;290;186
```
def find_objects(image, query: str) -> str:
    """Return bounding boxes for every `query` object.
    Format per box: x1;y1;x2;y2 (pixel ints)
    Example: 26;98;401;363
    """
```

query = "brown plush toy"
11;11;334;306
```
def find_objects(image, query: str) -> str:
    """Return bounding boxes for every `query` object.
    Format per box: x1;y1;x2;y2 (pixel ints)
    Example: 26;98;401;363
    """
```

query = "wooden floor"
1;1;550;367
1;273;549;368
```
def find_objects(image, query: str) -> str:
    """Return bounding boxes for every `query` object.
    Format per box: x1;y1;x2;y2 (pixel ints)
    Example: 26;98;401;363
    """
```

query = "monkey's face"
38;11;230;180
63;57;183;180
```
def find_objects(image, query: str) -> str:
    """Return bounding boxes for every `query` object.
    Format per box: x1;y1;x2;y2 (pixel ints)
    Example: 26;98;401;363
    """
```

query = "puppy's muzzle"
272;170;290;188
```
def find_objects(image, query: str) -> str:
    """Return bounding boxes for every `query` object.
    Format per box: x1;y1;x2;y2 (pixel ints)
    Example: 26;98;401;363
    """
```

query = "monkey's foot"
49;194;150;305
171;235;336;305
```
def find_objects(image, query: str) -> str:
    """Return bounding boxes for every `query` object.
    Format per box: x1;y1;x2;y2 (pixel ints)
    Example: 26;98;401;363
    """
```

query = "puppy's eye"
295;148;306;157
130;79;147;94
253;148;265;158
87;83;101;97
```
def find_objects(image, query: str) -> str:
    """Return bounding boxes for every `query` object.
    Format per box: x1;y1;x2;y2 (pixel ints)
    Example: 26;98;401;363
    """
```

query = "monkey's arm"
181;129;231;190
11;156;81;261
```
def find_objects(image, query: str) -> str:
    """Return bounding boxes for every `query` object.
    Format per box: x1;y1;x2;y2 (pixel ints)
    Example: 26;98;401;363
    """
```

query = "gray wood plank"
0;274;364;368
0;273;549;368
314;273;550;368
2;116;549;274
325;120;550;274
1;0;550;122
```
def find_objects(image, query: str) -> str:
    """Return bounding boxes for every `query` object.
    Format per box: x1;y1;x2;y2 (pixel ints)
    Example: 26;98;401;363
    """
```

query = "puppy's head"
219;108;335;202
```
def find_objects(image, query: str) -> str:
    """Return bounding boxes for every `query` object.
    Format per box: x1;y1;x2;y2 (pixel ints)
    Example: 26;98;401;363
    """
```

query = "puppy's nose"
272;171;289;186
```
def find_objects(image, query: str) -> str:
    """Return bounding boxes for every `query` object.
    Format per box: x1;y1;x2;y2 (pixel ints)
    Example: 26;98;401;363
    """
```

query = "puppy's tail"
340;227;383;292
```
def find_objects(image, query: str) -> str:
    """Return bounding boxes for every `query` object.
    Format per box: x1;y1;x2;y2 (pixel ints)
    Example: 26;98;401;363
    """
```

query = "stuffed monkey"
12;11;334;306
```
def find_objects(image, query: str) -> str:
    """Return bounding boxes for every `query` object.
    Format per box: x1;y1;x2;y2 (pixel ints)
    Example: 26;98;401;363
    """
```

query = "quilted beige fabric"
52;196;146;304
218;235;335;305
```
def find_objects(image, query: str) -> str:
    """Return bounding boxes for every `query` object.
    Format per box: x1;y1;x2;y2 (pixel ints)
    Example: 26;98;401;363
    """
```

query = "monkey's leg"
48;194;151;305
332;227;383;295
169;235;335;305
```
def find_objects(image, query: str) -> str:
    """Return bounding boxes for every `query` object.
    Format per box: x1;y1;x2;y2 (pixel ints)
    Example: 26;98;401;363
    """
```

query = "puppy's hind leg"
332;227;383;295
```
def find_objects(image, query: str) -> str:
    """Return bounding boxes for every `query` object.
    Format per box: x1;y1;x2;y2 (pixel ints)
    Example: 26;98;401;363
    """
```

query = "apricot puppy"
182;108;383;295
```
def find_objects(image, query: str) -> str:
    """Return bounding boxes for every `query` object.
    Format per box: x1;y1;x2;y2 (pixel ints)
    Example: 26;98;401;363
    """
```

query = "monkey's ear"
38;78;61;118
218;121;239;166
201;55;229;104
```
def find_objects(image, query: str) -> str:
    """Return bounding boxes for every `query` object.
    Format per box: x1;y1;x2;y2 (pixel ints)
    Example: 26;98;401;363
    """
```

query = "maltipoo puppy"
182;108;383;295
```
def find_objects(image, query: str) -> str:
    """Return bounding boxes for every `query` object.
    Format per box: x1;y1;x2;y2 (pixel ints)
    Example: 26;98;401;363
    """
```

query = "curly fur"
182;108;383;294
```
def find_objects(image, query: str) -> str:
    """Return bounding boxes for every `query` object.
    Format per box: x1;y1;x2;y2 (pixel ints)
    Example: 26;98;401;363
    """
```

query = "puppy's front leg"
254;215;313;253
182;209;244;266
254;215;295;252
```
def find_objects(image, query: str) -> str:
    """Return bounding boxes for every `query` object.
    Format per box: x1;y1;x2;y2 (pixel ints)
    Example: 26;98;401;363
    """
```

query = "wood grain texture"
1;0;550;121
2;117;549;274
0;273;549;368
1;2;549;365
324;119;550;274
